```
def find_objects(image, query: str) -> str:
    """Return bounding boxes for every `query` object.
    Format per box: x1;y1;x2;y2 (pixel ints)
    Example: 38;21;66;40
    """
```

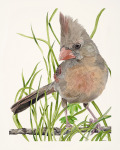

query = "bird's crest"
59;13;69;34
59;13;87;44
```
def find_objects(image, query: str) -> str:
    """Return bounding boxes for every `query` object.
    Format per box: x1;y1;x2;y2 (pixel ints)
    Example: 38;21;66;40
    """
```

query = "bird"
11;13;108;129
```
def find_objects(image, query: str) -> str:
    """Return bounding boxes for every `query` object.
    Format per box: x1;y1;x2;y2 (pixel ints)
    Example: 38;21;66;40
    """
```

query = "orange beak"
59;47;76;61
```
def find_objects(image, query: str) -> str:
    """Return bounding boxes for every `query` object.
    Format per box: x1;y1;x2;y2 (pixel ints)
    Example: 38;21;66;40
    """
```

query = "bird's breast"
61;63;108;103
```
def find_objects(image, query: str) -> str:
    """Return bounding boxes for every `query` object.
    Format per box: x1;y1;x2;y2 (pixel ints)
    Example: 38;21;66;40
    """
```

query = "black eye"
74;43;81;49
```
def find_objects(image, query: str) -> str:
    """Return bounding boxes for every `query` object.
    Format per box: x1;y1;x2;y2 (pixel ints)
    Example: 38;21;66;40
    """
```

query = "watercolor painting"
1;0;120;149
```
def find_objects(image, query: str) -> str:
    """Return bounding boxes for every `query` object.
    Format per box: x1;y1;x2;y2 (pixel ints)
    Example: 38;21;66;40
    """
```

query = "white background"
0;0;120;149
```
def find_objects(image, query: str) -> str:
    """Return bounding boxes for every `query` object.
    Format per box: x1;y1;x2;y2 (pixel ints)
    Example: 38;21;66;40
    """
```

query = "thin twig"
9;126;111;135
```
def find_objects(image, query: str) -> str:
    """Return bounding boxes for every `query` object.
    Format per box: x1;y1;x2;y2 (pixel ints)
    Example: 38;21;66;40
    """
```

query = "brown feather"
60;12;68;34
11;82;55;114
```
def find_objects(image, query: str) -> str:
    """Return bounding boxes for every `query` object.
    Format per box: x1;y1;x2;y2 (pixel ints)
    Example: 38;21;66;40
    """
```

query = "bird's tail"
11;82;55;114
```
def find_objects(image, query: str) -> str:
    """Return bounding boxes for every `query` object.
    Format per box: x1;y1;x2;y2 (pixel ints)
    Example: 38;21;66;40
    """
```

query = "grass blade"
90;8;105;39
49;23;60;44
26;62;40;86
17;33;48;45
49;8;58;23
13;114;29;141
21;70;25;87
29;70;42;94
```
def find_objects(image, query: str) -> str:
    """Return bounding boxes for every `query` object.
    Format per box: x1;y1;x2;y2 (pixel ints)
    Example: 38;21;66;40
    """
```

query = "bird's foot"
89;118;102;134
66;123;72;128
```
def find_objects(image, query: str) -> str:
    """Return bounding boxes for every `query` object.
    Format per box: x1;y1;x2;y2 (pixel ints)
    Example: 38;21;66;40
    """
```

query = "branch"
9;126;111;135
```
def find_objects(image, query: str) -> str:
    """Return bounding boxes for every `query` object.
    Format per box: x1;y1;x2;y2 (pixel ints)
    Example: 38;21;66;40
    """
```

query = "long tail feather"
11;82;55;114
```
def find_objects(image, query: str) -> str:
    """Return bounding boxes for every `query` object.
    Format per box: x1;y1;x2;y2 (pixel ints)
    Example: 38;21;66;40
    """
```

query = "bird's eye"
74;43;81;49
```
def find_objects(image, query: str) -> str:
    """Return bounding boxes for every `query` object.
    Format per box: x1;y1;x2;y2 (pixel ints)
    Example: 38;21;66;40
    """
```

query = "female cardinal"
11;13;108;128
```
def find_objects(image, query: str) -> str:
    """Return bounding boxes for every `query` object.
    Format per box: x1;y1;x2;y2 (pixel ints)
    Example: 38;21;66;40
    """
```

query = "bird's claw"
66;123;72;128
89;118;102;134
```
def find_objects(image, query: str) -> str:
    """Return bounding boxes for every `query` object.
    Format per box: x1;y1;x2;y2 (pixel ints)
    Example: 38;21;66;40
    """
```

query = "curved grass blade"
51;50;56;73
50;102;53;124
63;121;88;141
21;70;26;87
99;130;111;141
49;8;58;23
90;8;105;39
14;87;34;103
31;27;49;74
48;8;60;44
90;8;111;77
13;114;29;141
105;63;111;76
52;104;67;127
91;133;99;141
49;23;60;44
107;132;111;141
29;70;42;94
83;115;111;140
18;87;34;100
46;12;50;46
92;101;108;126
59;127;71;141
30;105;36;141
73;109;86;117
17;33;48;45
47;43;54;81
95;130;104;141
31;26;44;55
26;62;40;86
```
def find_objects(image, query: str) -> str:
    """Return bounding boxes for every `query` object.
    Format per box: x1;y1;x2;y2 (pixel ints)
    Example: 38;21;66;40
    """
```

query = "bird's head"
59;13;99;61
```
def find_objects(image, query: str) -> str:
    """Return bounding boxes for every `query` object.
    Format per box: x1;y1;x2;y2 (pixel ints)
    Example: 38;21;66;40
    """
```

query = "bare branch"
9;126;111;135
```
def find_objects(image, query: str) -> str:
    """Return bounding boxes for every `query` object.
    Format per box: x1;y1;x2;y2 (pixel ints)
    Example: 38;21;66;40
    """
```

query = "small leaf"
75;105;78;112
59;116;66;124
59;116;77;124
68;103;82;115
77;104;82;110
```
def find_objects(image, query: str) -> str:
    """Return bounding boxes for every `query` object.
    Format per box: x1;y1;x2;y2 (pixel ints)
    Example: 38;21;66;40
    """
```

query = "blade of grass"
46;13;50;46
49;23;60;44
99;130;111;141
21;70;26;87
26;62;40;86
91;133;99;141
17;33;48;45
18;87;34;100
105;63;111;76
14;87;33;103
49;8;58;23
30;104;36;141
90;8;105;39
83;115;111;140
59;127;72;141
31;27;49;74
92;101;108;126
31;26;44;55
62;121;88;141
49;8;60;44
50;102;53;124
73;109;86;117
29;70;42;94
13;114;29;141
95;130;104;141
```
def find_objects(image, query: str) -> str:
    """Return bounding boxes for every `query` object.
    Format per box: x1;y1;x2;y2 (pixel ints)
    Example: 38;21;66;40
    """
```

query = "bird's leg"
83;103;102;133
62;98;72;128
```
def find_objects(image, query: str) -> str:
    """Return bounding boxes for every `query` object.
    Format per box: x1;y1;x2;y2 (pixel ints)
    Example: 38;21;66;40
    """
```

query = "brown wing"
54;65;61;82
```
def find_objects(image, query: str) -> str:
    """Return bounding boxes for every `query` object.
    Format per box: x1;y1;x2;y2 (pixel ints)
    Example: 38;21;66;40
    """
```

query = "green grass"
12;8;111;141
